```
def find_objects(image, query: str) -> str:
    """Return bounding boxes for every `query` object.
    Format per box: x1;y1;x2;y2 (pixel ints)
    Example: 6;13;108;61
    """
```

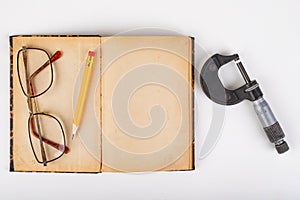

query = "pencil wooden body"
73;52;95;131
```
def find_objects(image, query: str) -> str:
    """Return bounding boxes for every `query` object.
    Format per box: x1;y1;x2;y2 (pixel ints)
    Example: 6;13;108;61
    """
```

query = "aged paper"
100;36;194;172
11;36;101;172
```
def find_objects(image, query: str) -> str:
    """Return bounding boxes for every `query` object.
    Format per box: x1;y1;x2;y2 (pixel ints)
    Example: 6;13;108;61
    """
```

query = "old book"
10;35;194;173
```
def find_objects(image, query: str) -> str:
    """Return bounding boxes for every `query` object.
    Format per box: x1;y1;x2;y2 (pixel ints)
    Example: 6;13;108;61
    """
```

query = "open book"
10;35;194;172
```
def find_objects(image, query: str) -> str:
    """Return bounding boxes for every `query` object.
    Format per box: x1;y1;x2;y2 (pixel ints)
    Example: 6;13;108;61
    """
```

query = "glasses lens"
18;48;53;97
28;113;65;164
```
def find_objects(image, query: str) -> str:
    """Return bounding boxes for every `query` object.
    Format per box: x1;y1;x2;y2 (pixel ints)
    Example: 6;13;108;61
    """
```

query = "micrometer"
200;54;289;154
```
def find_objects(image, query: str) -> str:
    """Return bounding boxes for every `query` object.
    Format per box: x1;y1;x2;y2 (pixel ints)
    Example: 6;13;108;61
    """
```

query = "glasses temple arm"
29;50;62;82
29;116;70;154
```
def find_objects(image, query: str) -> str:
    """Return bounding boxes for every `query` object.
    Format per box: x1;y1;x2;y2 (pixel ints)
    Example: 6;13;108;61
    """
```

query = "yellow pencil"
72;51;95;140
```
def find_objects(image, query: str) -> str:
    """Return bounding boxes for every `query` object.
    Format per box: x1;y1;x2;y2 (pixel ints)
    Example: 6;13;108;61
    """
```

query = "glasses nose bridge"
26;97;34;114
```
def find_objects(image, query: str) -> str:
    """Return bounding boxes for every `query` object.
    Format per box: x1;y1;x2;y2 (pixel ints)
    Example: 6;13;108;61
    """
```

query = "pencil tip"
72;124;78;140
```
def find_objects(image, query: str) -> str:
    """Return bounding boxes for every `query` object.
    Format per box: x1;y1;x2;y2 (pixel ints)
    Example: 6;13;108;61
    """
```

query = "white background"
0;0;299;199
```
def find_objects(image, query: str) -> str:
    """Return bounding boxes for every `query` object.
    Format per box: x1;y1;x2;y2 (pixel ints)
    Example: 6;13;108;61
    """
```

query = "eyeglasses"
17;46;70;166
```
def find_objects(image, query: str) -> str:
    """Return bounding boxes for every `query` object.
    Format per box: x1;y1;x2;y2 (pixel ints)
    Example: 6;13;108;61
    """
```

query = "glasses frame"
17;47;54;98
17;46;69;166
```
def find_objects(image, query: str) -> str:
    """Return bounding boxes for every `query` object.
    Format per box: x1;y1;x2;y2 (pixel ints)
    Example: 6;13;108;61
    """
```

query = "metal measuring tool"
200;54;289;154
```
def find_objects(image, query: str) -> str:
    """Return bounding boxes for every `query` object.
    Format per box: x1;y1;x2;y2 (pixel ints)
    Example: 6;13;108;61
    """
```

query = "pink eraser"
88;51;95;57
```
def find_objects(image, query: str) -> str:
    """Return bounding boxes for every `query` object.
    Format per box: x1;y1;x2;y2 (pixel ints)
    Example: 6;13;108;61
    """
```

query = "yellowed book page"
100;36;194;172
11;36;101;172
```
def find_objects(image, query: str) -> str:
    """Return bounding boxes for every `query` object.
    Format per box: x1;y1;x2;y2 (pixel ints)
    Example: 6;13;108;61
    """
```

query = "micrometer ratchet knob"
253;97;289;153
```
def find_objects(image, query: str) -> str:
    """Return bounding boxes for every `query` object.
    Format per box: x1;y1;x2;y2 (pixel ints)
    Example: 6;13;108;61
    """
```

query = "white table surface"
0;0;299;199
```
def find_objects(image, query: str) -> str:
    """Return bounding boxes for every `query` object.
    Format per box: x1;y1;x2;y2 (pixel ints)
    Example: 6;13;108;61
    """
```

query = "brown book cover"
10;35;194;173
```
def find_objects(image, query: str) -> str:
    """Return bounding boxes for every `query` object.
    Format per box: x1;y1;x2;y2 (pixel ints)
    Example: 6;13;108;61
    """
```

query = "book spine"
9;36;14;171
